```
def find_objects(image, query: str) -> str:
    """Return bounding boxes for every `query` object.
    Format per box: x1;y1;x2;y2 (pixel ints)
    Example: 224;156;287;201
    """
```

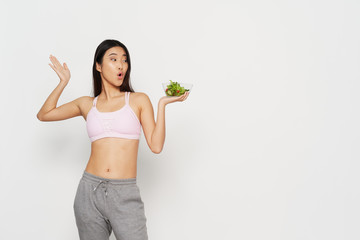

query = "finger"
49;63;55;71
49;56;59;69
49;55;55;66
51;55;62;68
54;58;62;69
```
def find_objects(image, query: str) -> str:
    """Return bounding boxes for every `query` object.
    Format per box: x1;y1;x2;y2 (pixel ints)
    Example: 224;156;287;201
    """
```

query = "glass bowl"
162;81;193;97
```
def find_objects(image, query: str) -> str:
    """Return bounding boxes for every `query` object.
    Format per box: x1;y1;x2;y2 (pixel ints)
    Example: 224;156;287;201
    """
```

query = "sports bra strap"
93;96;98;107
125;92;129;105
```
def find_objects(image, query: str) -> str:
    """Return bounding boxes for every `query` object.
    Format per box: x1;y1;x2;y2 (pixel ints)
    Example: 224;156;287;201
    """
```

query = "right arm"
36;81;83;121
37;54;82;122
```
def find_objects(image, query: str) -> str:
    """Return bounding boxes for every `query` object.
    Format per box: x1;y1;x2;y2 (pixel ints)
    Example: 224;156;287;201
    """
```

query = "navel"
106;168;110;172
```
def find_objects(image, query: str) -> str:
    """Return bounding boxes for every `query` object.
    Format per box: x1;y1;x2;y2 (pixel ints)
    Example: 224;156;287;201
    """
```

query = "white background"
1;0;359;239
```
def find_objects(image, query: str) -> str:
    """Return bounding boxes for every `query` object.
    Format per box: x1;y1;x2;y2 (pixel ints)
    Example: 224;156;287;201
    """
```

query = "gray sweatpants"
73;171;148;240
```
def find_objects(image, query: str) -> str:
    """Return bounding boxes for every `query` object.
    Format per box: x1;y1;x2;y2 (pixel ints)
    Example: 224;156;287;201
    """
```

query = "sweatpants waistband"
81;170;137;185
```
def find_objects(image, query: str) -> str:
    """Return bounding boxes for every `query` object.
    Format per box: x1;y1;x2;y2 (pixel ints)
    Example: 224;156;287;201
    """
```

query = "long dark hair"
92;39;134;97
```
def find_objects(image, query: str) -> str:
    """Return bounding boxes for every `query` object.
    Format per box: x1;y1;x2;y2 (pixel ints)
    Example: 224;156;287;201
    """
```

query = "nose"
118;61;123;70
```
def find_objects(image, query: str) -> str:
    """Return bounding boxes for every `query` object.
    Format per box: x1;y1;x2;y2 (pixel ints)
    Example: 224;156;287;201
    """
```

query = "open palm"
160;91;190;105
49;54;71;84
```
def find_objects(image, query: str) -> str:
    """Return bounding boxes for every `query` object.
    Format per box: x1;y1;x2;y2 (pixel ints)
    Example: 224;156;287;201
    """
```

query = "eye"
111;58;116;61
123;59;127;62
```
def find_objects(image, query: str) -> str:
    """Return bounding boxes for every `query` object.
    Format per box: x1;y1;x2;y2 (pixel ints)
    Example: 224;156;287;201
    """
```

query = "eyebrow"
108;53;127;57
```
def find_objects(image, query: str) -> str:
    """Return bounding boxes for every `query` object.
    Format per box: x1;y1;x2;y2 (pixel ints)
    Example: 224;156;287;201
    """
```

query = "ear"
96;62;102;72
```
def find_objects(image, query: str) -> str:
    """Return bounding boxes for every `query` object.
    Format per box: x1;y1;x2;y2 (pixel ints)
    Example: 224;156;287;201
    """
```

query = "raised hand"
48;54;71;85
160;91;190;105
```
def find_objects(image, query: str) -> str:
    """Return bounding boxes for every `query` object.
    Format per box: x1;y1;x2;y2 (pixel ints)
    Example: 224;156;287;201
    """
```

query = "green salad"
165;80;190;96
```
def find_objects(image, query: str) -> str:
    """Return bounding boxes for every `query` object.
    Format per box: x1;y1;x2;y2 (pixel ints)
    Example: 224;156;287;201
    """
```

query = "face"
96;46;128;86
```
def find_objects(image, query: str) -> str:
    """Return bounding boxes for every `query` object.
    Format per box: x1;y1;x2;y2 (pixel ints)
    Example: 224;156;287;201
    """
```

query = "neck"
99;80;125;101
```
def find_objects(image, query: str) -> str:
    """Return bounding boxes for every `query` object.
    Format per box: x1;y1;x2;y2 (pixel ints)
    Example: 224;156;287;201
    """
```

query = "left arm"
139;91;189;154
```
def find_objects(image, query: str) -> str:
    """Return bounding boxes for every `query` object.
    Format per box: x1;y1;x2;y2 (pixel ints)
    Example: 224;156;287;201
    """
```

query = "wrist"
59;79;68;86
158;99;167;108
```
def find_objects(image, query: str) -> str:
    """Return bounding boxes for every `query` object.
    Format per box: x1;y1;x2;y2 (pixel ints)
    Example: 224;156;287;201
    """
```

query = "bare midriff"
85;137;140;179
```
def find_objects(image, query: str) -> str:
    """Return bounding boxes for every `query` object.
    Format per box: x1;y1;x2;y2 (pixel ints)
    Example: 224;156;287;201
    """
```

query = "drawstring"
93;180;109;196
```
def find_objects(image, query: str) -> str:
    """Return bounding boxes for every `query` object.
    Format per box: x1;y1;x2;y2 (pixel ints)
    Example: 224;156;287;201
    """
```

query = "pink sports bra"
86;92;142;142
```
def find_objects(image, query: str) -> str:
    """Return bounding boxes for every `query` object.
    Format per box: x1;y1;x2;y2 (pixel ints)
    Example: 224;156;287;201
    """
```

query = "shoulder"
75;96;93;105
72;96;94;111
130;91;149;99
77;96;93;101
130;92;152;109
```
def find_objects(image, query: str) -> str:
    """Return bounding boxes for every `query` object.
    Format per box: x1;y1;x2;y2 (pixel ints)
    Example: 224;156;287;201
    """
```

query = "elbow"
151;146;163;154
37;113;43;121
37;113;51;121
37;112;47;121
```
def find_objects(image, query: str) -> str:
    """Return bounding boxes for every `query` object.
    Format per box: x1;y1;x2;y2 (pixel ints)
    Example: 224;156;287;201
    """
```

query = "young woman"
37;39;189;240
